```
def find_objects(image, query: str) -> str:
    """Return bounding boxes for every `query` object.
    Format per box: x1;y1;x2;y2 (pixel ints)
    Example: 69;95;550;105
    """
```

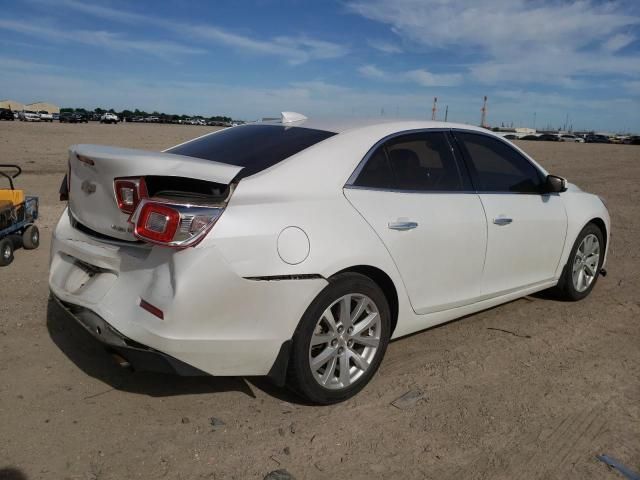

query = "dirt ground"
0;121;638;480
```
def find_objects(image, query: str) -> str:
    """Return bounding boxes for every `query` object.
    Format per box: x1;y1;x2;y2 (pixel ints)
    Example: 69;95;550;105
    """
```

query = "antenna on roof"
281;111;307;123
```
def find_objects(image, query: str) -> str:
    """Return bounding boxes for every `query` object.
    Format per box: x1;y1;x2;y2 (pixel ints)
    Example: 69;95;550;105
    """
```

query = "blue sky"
1;0;639;131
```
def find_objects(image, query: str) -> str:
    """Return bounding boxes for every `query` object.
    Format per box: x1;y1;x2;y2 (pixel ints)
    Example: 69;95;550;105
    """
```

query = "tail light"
130;199;224;248
114;177;148;214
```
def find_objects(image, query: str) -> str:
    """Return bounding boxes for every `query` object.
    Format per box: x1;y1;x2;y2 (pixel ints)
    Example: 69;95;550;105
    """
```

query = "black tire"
22;225;39;250
0;238;14;266
287;272;391;404
554;223;605;301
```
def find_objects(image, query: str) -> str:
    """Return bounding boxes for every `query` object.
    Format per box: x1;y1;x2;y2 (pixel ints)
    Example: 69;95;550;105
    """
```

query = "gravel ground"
0;122;638;480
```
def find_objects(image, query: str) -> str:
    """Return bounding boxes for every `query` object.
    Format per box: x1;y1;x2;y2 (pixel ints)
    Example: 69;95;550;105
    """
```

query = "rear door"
452;130;567;295
344;131;487;315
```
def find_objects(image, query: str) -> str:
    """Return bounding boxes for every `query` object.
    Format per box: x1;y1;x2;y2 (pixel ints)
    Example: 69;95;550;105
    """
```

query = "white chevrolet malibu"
50;113;610;404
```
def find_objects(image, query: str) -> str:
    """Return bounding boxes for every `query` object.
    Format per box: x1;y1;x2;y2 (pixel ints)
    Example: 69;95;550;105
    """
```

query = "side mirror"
545;174;567;193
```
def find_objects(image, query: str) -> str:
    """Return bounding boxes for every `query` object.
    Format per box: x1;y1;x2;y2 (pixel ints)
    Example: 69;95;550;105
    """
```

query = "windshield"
167;124;336;178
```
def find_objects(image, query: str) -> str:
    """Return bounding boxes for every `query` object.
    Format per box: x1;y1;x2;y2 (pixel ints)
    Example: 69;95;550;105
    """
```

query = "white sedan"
49;113;609;404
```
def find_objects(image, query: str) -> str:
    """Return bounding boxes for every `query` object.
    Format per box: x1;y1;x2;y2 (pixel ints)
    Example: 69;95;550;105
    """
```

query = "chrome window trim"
344;185;556;196
345;127;550;196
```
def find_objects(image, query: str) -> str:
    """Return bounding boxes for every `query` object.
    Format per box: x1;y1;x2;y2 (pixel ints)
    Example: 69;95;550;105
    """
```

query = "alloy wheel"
309;294;381;390
572;233;600;292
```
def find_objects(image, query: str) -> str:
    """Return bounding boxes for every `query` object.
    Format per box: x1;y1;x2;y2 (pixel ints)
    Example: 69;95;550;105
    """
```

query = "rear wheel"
22;225;39;249
287;273;391;404
555;223;604;301
0;238;14;266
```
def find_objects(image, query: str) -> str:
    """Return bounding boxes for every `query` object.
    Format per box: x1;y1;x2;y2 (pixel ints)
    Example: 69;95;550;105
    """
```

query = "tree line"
59;107;233;123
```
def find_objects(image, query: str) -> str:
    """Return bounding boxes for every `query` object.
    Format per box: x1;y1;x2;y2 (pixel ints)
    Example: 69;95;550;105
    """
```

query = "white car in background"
100;113;119;124
38;111;54;122
559;134;585;143
18;110;41;122
50;113;610;404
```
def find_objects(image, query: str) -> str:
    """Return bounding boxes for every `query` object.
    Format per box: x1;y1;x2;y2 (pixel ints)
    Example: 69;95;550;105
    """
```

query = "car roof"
258;115;491;136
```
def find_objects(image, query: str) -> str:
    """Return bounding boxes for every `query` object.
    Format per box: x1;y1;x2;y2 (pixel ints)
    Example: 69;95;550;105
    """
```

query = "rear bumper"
49;208;327;377
50;293;205;375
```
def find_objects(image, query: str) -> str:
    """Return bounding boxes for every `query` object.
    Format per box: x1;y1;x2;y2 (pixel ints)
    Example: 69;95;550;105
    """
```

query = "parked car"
520;135;539;141
559;134;584;143
50;114;610;404
18;110;41;122
0;108;14;121
60;112;89;123
38;111;54;122
585;134;610;143
52;113;60;121
538;134;560;142
100;113;119;124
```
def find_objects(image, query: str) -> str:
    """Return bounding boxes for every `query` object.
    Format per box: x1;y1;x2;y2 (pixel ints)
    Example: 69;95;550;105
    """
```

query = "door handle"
388;221;418;231
493;216;513;226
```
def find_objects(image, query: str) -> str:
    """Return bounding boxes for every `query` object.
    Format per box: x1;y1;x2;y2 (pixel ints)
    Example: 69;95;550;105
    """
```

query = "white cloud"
347;0;640;85
368;39;403;54
603;33;635;52
359;64;462;86
29;0;348;65
0;19;205;57
358;64;386;78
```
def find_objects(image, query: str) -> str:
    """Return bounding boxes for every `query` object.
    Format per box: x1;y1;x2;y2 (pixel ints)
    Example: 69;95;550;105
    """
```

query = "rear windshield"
166;124;336;178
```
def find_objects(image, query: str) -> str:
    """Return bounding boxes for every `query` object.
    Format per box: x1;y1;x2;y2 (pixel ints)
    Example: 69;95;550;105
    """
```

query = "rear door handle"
388;221;418;231
493;216;513;226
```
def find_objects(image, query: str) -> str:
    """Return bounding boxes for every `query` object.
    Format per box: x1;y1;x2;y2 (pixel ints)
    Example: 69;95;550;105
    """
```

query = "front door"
453;131;567;296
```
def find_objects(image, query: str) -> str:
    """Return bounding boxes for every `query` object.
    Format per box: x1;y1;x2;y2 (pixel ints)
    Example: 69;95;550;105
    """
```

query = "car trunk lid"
68;144;242;241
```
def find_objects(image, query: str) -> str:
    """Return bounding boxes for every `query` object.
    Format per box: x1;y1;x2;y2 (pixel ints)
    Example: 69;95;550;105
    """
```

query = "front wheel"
555;223;604;301
287;273;391;404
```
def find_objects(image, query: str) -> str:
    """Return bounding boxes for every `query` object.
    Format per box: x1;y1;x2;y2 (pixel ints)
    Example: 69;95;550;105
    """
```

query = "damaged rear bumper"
51;292;205;375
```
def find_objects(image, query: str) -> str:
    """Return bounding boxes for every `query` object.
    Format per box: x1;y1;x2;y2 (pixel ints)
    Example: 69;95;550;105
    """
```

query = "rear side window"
354;149;394;188
167;125;336;178
354;131;466;192
455;132;544;193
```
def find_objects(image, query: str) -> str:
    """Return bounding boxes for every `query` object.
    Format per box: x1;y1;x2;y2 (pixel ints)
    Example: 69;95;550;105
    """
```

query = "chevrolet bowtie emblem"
81;180;96;194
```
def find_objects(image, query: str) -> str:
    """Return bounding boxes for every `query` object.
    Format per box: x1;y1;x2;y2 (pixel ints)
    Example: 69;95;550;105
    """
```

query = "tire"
22;225;39;250
287;272;391;404
0;238;14;266
554;223;604;301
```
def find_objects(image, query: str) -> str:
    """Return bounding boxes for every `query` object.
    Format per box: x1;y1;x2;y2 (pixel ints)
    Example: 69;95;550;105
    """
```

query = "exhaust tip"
111;352;131;369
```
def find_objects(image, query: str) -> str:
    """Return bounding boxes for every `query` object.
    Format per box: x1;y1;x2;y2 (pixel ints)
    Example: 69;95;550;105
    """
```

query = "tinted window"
354;148;394;188
456;132;544;193
386;132;463;191
167;125;336;178
355;132;464;191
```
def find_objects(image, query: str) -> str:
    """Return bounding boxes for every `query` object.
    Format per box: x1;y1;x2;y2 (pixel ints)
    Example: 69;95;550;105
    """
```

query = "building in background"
26;101;59;114
0;99;26;111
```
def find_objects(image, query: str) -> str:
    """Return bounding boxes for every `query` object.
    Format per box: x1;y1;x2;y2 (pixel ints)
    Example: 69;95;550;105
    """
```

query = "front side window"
455;132;544;193
354;131;465;192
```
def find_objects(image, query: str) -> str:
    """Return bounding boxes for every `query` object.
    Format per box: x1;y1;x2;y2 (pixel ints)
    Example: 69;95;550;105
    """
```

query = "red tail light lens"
130;198;224;248
135;202;180;243
114;177;147;214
